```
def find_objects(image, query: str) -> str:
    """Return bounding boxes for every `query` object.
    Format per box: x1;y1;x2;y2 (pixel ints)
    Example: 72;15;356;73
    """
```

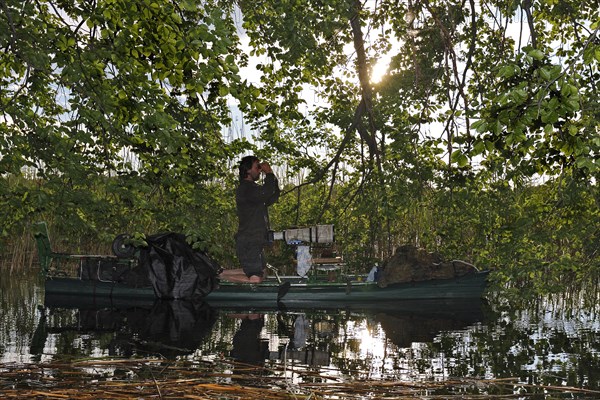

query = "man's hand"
260;161;273;174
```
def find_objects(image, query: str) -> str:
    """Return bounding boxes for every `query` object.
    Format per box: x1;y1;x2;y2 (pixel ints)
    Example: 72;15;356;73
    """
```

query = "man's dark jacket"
235;173;280;244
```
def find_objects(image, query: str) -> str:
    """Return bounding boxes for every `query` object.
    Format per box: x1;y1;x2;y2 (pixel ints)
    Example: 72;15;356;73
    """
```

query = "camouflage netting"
377;245;478;287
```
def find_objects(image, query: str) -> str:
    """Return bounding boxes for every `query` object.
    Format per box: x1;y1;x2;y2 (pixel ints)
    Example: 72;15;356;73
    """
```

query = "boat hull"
44;271;489;306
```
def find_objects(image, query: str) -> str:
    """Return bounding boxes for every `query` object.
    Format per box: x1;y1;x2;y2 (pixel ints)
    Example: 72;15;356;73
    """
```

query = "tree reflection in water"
32;295;486;382
2;270;600;397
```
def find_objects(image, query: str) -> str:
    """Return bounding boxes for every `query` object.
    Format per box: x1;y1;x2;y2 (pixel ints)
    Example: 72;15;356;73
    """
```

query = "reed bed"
2;358;599;399
1;231;38;272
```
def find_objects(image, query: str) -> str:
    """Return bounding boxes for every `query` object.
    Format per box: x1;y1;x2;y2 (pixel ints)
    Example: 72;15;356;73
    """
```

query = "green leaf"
473;140;486;155
512;88;528;102
497;65;515;79
541;110;558;124
506;133;515;146
493;120;502;134
181;0;196;11
576;157;595;170
171;12;182;24
561;83;578;97
568;125;579;136
451;150;469;167
528;49;545;61
539;67;551;81
566;99;580;111
471;119;487;133
255;100;266;113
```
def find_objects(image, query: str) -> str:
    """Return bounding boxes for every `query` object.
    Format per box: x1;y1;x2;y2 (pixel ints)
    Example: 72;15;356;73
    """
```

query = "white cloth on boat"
296;245;312;277
367;264;379;282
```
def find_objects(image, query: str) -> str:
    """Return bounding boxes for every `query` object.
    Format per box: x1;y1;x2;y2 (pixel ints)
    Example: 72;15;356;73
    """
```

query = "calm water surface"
2;267;600;398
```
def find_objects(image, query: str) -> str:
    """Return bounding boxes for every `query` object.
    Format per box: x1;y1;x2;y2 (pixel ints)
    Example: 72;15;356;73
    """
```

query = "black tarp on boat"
135;232;221;299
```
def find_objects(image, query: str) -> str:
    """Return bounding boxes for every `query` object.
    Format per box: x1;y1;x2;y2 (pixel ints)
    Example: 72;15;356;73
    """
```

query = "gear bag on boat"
136;232;221;300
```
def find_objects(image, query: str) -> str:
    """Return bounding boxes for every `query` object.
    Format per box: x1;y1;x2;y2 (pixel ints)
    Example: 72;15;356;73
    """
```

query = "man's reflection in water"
230;313;269;365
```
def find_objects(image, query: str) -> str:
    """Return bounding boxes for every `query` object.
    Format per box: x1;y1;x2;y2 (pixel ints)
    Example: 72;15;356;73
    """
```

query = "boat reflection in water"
36;293;486;375
32;295;218;358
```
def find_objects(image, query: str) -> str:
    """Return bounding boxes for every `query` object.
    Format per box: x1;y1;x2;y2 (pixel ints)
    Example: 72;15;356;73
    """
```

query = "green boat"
44;270;489;308
36;221;489;306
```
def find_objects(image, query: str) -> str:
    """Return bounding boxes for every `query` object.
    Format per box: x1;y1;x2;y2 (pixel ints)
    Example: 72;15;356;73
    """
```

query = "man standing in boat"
219;155;280;283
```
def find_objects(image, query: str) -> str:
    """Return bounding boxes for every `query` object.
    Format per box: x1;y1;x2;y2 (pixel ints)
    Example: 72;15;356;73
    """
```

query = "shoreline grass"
2;358;599;399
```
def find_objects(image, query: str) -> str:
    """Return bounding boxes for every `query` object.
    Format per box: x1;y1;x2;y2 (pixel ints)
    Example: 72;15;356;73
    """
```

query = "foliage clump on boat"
378;245;477;287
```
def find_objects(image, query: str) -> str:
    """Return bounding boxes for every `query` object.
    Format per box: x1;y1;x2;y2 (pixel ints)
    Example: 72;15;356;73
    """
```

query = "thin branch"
0;66;31;113
0;0;18;51
349;0;378;162
316;160;339;223
281;99;366;197
523;0;538;49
